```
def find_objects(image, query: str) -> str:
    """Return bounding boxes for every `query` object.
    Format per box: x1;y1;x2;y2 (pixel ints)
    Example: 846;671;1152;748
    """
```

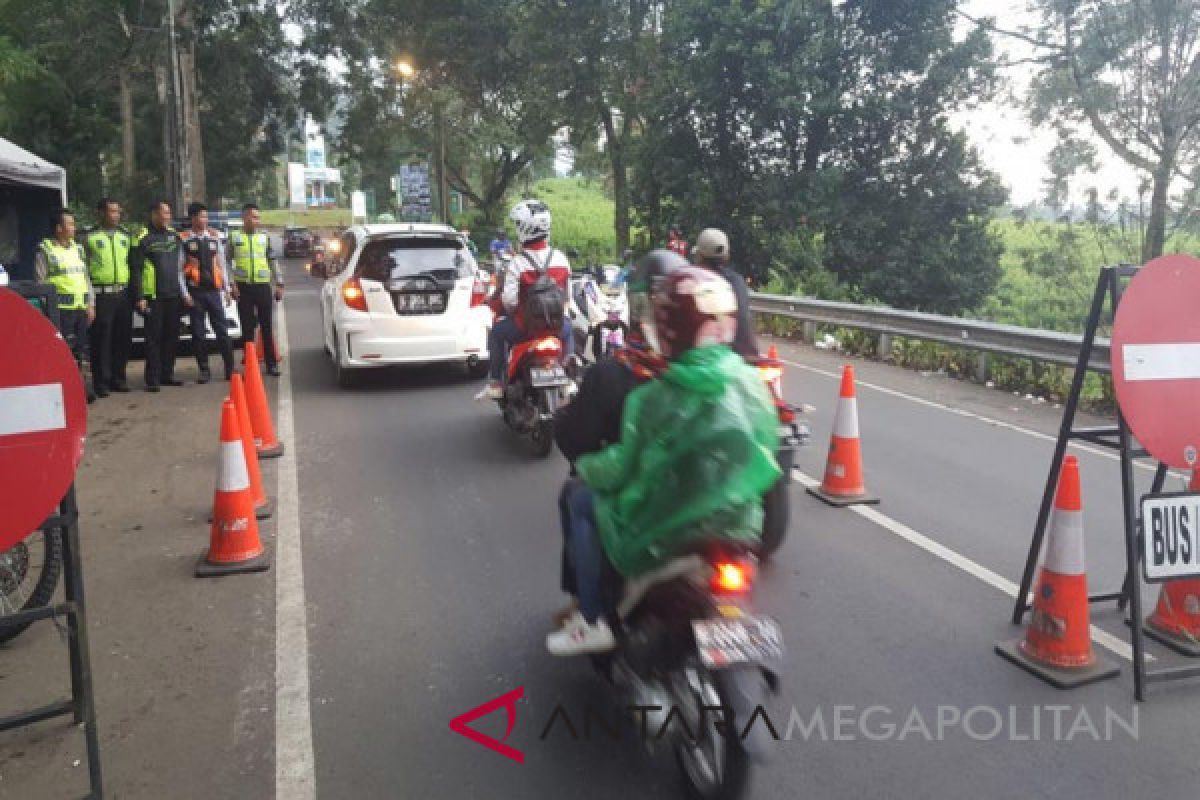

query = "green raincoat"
575;345;782;577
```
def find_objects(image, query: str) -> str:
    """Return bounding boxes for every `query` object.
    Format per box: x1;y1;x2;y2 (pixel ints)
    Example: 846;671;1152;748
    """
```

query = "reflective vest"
230;231;272;283
84;227;131;286
40;239;89;310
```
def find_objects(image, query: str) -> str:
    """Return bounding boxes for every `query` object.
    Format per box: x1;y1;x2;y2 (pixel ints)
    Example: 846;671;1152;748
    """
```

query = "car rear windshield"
356;238;472;283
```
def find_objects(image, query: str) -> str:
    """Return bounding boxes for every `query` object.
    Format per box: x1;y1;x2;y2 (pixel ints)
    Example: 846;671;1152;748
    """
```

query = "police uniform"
83;225;133;392
180;226;233;381
129;224;189;390
228;228;283;371
34;238;94;390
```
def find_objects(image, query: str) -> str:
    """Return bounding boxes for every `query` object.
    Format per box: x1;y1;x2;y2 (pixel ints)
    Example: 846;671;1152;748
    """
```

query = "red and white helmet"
643;265;739;360
509;199;552;244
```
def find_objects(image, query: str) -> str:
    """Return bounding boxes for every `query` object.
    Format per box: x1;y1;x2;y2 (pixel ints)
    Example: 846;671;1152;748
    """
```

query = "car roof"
350;223;461;239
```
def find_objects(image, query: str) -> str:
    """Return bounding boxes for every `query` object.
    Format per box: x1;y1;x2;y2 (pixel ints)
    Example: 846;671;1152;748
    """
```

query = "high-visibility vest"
230;231;272;283
40;239;89;310
84;227;132;286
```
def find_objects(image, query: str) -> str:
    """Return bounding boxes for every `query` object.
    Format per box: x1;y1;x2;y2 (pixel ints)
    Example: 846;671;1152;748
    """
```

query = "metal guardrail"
750;292;1112;374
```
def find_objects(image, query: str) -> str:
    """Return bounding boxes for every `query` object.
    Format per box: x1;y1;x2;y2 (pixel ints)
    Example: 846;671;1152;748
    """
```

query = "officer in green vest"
83;197;133;397
228;202;284;375
129;199;190;391
35;208;96;402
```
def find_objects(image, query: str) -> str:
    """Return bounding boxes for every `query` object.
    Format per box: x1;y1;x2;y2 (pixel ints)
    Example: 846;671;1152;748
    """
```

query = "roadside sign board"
0;289;87;551
1142;492;1200;582
1111;254;1200;468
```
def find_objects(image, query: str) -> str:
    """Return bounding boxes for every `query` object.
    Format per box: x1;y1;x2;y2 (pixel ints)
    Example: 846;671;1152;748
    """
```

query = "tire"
467;359;490;380
333;331;358;389
758;476;790;559
674;667;752;800
529;419;555;458
0;530;64;644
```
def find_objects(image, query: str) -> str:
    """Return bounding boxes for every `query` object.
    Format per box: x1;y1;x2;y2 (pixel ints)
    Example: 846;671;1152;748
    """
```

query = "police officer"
129;200;190;392
83;198;133;396
229;203;283;376
180;202;233;383
35;209;96;401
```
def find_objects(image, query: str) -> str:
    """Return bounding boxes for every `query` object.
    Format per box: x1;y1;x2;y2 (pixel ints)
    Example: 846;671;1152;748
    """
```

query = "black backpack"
522;250;565;335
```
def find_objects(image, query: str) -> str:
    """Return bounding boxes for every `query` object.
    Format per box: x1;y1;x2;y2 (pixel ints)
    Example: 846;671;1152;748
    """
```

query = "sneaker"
474;381;504;401
546;612;616;656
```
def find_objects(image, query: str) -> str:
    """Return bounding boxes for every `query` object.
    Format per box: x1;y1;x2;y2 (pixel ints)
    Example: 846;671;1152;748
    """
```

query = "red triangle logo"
448;686;525;763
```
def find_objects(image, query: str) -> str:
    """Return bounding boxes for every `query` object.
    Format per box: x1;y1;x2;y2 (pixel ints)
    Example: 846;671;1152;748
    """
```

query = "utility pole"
436;99;449;223
165;0;190;212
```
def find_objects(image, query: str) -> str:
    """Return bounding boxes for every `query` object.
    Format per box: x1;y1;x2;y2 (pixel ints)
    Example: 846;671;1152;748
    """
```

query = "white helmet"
509;199;552;244
694;228;730;263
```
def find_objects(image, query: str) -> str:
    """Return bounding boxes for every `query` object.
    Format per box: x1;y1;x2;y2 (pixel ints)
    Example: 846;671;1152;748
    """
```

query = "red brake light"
342;278;368;312
470;277;487;307
533;337;562;355
712;561;754;594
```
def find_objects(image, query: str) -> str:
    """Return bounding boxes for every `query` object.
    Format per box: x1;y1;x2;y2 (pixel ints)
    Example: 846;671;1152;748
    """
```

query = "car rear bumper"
336;316;488;368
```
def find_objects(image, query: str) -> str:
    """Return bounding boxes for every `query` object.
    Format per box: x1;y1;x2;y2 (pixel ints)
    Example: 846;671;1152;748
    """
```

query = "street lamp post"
394;59;450;224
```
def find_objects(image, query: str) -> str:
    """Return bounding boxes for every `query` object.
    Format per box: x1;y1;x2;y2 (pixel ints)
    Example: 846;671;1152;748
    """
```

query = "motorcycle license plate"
530;366;568;388
693;616;784;668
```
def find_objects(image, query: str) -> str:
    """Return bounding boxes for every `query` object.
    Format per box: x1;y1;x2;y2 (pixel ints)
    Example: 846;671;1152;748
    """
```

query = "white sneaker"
546;612;616;656
474;381;503;401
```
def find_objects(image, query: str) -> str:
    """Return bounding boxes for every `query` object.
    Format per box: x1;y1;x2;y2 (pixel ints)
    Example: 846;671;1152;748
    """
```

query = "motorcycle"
568;265;630;363
0;530;62;643
754;351;811;559
589;543;782;800
494;332;573;457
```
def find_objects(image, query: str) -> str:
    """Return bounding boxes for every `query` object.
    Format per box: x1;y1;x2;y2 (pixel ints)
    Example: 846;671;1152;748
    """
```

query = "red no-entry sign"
0;289;87;551
1112;254;1200;469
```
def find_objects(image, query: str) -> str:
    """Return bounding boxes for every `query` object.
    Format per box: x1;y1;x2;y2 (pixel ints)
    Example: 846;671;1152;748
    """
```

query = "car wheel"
333;329;357;388
467;359;490;380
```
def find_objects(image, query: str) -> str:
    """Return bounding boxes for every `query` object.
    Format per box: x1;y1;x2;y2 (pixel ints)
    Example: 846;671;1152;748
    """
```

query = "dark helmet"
629;251;737;359
628;248;688;332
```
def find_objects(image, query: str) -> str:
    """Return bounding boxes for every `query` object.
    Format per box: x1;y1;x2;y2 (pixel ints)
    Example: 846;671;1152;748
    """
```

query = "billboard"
397;161;433;222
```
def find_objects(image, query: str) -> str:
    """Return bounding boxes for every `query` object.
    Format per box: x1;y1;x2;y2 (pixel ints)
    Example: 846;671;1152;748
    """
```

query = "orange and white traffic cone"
806;365;878;506
196;399;270;577
232;374;273;519
996;456;1118;688
243;340;284;459
1143;470;1200;656
764;344;783;399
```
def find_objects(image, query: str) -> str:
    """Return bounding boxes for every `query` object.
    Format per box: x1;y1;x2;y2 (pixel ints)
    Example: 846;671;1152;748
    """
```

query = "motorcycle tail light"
342;278;368;312
777;399;796;424
533;337;562;355
712;561;755;594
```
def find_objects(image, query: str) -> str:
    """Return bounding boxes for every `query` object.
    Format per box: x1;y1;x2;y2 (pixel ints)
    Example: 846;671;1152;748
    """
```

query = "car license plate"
530;366;568;388
693;616;784;668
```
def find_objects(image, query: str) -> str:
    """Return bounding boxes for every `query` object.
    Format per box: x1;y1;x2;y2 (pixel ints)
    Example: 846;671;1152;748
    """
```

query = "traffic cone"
233;374;273;519
196;399;270;577
806;365;878;506
1142;470;1200;656
254;329;284;365
996;456;1118;688
764;344;783;399
243;341;284;459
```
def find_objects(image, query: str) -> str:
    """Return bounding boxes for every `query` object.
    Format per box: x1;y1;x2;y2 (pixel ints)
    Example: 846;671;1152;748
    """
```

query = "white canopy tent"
0;137;67;203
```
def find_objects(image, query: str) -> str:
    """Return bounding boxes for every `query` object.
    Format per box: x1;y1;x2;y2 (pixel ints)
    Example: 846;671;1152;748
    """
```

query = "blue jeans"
488;316;573;381
558;479;607;624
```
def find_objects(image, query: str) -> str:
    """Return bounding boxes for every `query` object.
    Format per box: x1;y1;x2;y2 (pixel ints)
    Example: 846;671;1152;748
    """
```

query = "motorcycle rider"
692;227;759;358
476;199;572;400
547;261;781;655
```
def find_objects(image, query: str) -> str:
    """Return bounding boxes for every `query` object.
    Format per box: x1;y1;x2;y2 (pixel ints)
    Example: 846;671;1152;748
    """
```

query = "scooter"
495;332;573;457
568;265;630;363
754;351;811;559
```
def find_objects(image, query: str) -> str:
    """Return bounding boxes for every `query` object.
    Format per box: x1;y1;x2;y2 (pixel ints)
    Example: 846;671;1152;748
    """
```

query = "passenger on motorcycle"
476;199;573;400
692;227;760;359
547;261;781;656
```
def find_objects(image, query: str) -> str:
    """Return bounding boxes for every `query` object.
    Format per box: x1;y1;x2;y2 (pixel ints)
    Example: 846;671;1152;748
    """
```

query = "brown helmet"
644;266;739;360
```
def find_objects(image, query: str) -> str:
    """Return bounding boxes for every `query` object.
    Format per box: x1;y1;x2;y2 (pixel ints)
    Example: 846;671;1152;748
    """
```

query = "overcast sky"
954;0;1143;206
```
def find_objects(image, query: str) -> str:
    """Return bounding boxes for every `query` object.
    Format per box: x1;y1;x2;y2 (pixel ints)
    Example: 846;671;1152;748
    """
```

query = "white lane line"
791;468;1146;663
274;302;318;799
781;356;1175;477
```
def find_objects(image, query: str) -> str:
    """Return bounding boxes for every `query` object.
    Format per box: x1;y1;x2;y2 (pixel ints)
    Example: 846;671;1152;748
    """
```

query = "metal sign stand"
0;283;103;797
1011;265;1200;701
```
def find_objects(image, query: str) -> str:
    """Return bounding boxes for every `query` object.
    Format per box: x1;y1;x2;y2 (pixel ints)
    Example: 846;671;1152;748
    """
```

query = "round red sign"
0;290;87;551
1112;254;1200;469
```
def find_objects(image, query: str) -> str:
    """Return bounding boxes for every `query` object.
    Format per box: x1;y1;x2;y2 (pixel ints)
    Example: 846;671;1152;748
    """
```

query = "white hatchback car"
320;224;491;387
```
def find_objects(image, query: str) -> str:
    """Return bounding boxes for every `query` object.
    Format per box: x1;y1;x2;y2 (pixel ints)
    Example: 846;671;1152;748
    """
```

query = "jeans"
144;296;182;387
487;315;573;381
189;288;233;375
89;290;131;388
237;282;278;367
558;478;611;625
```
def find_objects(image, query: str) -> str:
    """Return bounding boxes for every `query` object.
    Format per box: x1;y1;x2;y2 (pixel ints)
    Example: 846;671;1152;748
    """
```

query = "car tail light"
342;278;368;312
470;276;487;307
533;337;562;355
711;561;755;594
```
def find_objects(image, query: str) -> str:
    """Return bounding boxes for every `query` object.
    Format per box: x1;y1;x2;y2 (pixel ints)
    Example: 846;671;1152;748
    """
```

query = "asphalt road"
270;255;1200;800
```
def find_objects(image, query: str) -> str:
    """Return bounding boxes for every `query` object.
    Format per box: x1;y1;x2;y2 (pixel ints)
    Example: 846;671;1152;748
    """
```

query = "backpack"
521;249;565;335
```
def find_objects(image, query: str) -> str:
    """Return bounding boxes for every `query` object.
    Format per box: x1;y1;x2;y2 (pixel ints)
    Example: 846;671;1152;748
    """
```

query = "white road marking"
781;356;1177;478
791;468;1147;663
274;302;317;799
1122;342;1200;381
0;383;65;435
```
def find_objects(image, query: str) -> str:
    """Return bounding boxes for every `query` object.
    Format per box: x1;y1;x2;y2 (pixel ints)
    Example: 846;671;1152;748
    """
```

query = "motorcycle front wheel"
0;530;63;644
